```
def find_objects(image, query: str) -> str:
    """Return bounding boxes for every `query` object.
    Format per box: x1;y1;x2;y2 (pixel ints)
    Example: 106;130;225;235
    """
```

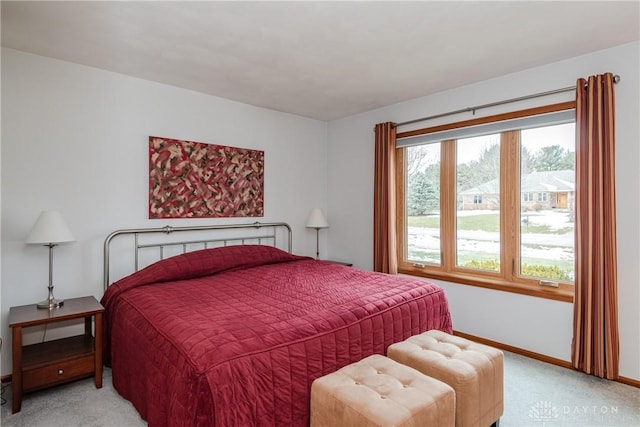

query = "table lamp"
306;208;329;259
25;210;75;309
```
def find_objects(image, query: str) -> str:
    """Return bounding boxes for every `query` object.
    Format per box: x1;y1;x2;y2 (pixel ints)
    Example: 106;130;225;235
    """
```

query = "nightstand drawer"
23;354;95;392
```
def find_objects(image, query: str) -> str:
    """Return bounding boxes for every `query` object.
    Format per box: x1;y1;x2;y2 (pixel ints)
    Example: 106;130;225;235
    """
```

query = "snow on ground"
521;209;574;231
408;210;574;263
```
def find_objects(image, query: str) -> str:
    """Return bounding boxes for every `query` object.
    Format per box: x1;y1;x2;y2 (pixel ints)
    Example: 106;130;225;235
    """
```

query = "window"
406;143;441;265
520;123;575;284
396;102;575;301
457;135;500;272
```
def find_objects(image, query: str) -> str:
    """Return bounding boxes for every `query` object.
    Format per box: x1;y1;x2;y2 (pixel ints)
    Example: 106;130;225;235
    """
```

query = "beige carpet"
1;351;638;427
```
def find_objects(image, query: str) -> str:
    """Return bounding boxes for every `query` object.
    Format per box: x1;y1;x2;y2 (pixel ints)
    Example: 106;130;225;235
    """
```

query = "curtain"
572;72;619;379
373;122;398;274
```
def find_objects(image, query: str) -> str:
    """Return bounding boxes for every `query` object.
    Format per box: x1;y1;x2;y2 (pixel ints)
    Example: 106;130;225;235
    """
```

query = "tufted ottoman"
310;354;455;427
388;330;503;427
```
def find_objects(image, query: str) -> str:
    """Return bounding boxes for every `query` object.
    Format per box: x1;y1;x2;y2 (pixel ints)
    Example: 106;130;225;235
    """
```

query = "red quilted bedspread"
102;245;452;427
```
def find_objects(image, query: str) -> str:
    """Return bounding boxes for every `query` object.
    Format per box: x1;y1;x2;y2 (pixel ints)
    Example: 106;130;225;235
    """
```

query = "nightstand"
9;296;104;413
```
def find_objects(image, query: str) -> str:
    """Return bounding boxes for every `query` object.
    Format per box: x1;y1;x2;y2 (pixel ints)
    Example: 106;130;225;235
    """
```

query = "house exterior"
459;170;574;211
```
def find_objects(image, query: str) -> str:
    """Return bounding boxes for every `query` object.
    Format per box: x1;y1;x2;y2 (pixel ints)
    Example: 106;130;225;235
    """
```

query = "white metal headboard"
103;221;292;290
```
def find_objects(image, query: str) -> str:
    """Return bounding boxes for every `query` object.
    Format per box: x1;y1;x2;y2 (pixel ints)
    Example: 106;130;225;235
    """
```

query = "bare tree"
407;145;438;177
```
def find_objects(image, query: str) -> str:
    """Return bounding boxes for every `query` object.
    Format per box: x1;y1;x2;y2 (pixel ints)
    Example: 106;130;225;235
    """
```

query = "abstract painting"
149;136;264;218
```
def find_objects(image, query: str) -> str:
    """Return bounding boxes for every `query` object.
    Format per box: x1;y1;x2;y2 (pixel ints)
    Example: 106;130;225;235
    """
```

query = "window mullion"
441;140;456;272
501;131;520;279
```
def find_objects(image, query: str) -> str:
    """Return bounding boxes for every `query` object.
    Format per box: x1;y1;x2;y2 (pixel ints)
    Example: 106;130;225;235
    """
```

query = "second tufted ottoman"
310;354;455;427
388;330;503;427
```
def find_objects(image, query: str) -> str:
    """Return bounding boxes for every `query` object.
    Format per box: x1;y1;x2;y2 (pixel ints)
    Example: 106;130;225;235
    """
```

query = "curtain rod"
395;74;620;128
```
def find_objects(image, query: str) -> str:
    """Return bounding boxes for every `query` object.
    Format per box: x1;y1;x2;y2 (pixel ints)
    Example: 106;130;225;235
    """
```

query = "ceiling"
2;1;639;121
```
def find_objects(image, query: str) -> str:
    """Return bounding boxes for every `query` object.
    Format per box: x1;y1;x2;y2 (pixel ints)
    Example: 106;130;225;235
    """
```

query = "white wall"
0;48;328;375
327;41;640;380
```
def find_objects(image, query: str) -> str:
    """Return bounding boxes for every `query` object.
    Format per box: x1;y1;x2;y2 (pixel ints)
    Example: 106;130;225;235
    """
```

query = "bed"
101;222;452;427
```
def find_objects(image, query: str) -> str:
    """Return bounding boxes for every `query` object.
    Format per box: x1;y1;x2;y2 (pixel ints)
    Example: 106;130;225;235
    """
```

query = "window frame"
395;102;575;303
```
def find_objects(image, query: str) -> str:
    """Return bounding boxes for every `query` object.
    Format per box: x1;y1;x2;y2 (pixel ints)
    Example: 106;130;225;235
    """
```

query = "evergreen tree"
531;145;574;171
407;172;439;216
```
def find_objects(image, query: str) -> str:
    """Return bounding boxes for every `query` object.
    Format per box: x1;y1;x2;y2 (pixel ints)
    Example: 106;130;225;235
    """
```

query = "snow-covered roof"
459;170;574;195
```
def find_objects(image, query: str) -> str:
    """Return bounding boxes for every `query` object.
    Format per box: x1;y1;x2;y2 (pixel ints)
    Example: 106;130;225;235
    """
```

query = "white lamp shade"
25;210;75;245
306;208;329;229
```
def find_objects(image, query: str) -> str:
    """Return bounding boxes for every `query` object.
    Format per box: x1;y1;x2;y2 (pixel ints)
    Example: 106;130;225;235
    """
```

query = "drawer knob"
58;369;64;375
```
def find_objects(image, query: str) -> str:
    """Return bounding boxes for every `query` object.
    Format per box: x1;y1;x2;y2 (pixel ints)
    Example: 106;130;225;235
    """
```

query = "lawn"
407;211;575;280
409;214;499;231
408;213;572;234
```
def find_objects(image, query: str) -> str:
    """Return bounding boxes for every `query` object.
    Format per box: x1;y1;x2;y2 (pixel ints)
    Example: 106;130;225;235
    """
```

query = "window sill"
398;268;574;303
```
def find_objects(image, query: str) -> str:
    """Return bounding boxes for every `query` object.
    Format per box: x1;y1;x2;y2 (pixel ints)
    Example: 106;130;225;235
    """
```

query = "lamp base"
37;298;64;310
38;280;63;310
